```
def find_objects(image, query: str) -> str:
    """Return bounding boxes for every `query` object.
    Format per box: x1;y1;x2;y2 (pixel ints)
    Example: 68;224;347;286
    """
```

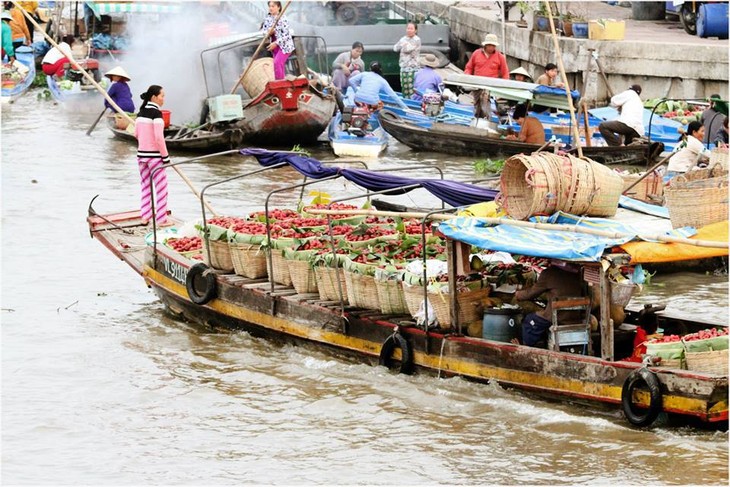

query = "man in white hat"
103;66;135;113
412;52;443;101
509;66;532;83
464;33;508;79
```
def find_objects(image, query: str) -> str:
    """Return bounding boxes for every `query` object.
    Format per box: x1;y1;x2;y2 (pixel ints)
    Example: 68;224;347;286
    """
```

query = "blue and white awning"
87;1;182;18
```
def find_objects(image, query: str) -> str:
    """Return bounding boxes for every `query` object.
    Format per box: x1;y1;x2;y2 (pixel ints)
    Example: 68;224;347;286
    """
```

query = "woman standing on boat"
260;1;294;80
393;21;420;98
135;85;170;226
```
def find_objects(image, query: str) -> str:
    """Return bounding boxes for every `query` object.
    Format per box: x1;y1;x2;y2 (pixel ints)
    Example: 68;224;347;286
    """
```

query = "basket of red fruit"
311;250;349;303
682;328;728;375
165;236;203;261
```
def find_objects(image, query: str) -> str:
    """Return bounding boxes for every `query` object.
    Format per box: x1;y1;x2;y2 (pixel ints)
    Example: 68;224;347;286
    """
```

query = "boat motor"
341;105;371;137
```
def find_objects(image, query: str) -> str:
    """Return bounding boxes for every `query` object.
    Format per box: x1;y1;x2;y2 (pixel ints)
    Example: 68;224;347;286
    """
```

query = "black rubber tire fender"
379;332;414;375
186;263;217;305
621;367;663;427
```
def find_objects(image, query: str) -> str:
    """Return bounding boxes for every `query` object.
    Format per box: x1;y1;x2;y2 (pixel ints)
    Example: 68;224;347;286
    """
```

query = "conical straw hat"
104;66;131;81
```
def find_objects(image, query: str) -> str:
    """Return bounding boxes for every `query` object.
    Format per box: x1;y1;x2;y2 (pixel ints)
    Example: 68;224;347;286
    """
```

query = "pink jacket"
135;102;169;162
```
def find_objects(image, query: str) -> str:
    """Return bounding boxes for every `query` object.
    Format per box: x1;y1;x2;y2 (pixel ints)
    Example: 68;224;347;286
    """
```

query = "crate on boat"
207;94;243;123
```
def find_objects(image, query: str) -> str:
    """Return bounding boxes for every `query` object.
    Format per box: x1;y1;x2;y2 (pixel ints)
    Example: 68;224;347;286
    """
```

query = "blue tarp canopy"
437;212;696;262
240;149;498;208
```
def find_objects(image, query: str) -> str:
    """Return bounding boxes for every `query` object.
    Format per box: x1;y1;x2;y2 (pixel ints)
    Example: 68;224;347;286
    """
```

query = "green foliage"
32;72;48;88
291;144;310;157
474;158;505;175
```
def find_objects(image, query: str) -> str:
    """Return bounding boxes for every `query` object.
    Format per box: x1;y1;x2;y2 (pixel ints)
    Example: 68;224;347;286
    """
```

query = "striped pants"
137;157;169;224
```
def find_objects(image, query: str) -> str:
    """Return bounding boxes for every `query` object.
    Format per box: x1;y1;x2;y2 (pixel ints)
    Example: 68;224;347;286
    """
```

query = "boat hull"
327;112;388;157
107;118;244;153
1;46;35;104
379;111;648;165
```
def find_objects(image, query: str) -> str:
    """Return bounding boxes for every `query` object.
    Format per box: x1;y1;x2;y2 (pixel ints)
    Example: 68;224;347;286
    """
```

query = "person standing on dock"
598;84;644;147
135;85;171;226
393;21;421;98
331;41;365;92
261;1;295;80
464;34;508;80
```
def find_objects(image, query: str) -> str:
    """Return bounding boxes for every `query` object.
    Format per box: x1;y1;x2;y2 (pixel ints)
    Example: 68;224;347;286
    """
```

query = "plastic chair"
548;296;592;355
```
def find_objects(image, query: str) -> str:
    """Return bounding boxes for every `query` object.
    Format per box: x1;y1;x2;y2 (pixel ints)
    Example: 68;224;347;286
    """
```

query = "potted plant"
569;6;589;38
561;10;575;37
533;2;559;32
516;1;531;28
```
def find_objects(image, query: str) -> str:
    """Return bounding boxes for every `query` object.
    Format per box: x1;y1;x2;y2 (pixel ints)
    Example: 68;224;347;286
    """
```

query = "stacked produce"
645;327;728;373
643;99;706;126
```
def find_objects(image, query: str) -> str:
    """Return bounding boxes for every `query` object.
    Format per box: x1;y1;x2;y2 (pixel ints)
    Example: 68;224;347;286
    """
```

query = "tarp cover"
618;195;670;219
619;221;728;263
437;212;698;262
240;149;498;207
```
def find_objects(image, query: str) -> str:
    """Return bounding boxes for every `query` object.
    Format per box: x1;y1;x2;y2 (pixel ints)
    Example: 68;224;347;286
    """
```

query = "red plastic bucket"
161;110;171;128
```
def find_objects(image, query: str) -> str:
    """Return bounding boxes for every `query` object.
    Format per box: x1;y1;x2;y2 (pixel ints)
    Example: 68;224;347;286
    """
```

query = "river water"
2;92;728;485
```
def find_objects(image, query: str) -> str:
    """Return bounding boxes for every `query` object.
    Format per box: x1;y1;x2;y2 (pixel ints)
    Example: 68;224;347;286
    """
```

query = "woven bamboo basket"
287;258;318;294
402;282;427;318
314;266;348;302
665;178;728;229
229;242;267;279
685;350;729;375
610;281;636;308
710;148;729;169
621;172;664;202
269;249;292;286
344;270;380;310
430;287;489;329
241;58;274;98
655;358;686;370
203;238;234;272
375;279;409;315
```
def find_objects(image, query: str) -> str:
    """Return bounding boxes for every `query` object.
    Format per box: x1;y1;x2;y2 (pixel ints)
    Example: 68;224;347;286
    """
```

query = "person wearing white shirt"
667;121;712;177
598;84;645;146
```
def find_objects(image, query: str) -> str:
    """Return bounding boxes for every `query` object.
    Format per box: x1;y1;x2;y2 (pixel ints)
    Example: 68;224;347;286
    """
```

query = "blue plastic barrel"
482;308;521;342
698;3;729;39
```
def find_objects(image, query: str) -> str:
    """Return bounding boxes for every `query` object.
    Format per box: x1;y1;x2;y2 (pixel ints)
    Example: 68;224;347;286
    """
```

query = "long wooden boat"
87;154;728;429
106;118;244;153
379;110;649;165
1;46;35;104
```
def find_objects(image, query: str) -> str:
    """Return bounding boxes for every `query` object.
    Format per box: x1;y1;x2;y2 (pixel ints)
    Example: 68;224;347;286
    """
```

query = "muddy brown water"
2;93;728;485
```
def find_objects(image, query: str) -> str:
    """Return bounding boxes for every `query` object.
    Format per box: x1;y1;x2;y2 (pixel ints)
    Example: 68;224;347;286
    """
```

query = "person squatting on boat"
331;41;364;93
103;66;134;114
1;11;15;62
666;121;711;178
464;33;508;80
261;1;294;80
40;37;74;78
135;85;170;226
412;52;442;102
513;262;585;347
506;103;546;145
598;84;644;147
393;21;420;98
348;61;408;111
3;2;30;50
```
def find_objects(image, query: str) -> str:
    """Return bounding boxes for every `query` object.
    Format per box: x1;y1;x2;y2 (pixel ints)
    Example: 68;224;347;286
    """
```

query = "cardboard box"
589;19;625;40
208;95;243;123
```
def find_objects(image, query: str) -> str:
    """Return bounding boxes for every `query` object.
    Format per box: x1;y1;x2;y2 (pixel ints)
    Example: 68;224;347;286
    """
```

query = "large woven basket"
287;258;318;295
685;350;729;375
203;238;234;272
375;279;409;315
710;147;729;169
314;266;348;302
241;58;274;98
655;358;686;370
269;249;292;286
229;242;267;279
611;281;636;308
430;287;489;329
402;282;427;318
665;169;728;229
621;172;664;202
344;271;380;310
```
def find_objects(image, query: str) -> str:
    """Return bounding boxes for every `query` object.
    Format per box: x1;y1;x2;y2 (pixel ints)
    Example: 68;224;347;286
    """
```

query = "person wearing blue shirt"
348;61;407;110
412;53;442;101
103;66;135;113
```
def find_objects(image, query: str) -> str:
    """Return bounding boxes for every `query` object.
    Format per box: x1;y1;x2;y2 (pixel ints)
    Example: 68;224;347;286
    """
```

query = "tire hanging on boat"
379;332;414;375
186;263;218;305
621;367;663;427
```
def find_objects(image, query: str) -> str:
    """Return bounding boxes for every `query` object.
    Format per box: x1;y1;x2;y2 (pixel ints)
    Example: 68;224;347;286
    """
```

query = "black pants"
599;120;641;146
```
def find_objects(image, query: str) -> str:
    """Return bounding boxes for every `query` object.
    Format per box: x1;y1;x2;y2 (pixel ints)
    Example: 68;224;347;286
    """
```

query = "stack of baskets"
665;166;728;229
499;152;624;219
683;335;728;375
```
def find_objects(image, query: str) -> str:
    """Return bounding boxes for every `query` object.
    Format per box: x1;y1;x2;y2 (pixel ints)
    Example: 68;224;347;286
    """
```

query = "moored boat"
327;109;388;158
1;46;35;104
87;149;728;429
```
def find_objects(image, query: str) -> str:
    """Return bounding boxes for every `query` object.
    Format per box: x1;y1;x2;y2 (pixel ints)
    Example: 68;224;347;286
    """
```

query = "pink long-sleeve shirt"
135;101;169;162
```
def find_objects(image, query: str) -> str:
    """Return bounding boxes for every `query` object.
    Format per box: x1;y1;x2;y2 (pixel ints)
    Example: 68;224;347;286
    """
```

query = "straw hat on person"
481;34;499;47
510;66;532;80
104;66;131;82
420;53;441;68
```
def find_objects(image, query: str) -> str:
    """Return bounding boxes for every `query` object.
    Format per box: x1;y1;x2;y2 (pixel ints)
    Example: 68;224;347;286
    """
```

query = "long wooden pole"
11;1;218;217
305;208;728;249
229;0;292;94
545;1;583;158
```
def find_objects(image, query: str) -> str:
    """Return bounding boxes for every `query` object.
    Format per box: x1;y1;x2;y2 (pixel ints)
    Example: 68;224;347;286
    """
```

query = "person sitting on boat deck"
260;1;295;80
40;38;74;78
513;261;585;348
331;41;365;93
666;121;711;178
598;84;644;147
348;61;408;111
135;85;171;226
393;21;421;98
505;103;545;145
509;66;532;83
532;63;564;113
1;11;15;63
4;2;31;50
464;34;508;80
701;95;724;146
624;309;660;362
103;66;135;114
412;53;443;102
715;116;729;147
